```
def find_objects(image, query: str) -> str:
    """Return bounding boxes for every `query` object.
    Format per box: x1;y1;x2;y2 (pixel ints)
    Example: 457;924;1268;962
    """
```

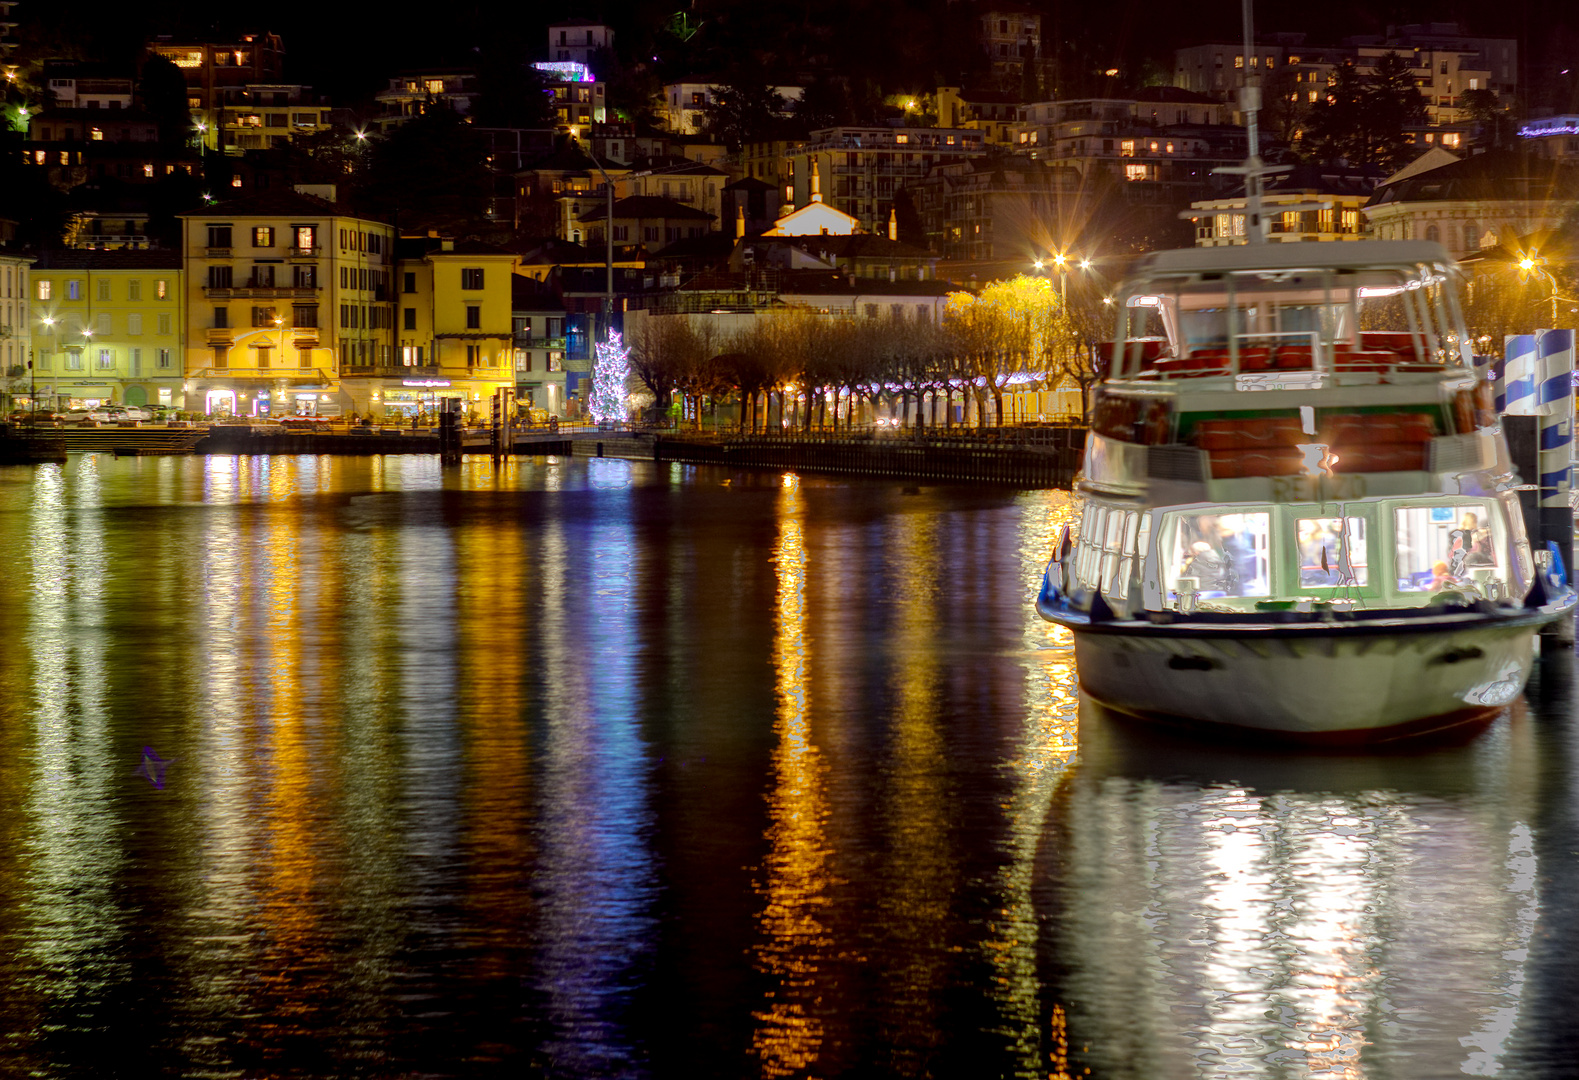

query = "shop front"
376;378;471;422
187;376;339;418
36;381;116;410
516;379;564;420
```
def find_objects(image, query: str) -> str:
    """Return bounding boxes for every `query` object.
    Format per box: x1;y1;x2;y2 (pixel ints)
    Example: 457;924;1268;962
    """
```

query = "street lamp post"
1519;257;1575;328
37;316;54;423
581;139;616;339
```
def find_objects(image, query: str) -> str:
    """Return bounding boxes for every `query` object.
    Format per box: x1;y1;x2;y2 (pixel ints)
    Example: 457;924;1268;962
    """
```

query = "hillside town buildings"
1;13;1566;419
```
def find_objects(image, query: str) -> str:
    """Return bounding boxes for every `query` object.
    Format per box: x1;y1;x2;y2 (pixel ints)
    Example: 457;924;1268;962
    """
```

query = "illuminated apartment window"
143;164;154;177
1120;140;1135;156
1124;164;1147;181
1235;55;1244;68
36;280;49;300
896;133;909;144
231;175;242;187
1442;133;1460;147
424;79;445;94
89;127;103;141
1309;90;1319;103
156;279;168;299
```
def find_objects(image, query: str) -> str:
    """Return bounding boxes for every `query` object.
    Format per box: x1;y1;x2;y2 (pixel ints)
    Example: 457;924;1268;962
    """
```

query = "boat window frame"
1155;504;1276;610
1385;495;1510;603
1278;503;1383;601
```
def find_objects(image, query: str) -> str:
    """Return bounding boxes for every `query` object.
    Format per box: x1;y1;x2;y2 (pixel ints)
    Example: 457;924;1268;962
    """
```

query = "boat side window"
1078;505;1106;589
1101;509;1141;599
1394;502;1500;592
1295;516;1368;587
1163;510;1271;601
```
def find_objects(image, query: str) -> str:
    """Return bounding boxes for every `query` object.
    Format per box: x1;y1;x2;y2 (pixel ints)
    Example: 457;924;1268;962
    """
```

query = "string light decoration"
588;330;630;423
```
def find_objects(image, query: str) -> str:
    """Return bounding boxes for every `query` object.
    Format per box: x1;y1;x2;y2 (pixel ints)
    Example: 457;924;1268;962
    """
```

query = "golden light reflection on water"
978;488;1080;1070
455;491;532;982
875;507;951;1067
752;473;833;1077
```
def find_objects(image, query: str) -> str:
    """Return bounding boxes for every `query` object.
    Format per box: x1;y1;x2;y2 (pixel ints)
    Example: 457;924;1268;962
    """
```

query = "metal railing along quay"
649;423;1087;487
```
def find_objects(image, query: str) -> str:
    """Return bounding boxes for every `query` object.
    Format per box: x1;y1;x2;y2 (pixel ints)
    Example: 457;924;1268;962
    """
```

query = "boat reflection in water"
1040;693;1542;1079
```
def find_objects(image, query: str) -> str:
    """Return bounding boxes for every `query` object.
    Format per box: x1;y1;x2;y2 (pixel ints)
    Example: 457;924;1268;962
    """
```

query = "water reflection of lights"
976;489;1081;1068
532;456;655;1073
753;473;834;1076
1051;702;1541;1079
23;457;125;1001
874;508;952;1067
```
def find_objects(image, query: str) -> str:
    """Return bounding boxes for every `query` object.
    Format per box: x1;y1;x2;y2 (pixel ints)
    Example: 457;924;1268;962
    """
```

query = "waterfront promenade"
2;418;1089;486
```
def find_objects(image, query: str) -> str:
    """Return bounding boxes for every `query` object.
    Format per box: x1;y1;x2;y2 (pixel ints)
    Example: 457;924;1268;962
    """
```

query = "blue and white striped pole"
1536;328;1575;646
1537;328;1574;513
1503;333;1538;415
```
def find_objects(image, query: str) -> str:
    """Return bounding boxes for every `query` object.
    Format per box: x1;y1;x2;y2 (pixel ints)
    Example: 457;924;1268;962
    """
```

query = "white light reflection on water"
532;456;656;1074
1050;701;1543;1079
21;456;125;1006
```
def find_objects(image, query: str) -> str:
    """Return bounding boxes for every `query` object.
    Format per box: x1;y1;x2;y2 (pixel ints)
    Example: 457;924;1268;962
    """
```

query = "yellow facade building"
375;238;518;420
179;189;395;417
30;251;183;409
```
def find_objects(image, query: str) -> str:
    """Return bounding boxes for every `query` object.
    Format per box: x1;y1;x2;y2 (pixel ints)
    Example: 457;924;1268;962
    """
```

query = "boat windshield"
1114;263;1469;379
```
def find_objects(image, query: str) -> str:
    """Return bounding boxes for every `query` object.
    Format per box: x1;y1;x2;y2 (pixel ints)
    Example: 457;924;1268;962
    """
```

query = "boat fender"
1523;568;1551;610
1546;540;1569;588
1050;524;1073;594
1088;589;1117;623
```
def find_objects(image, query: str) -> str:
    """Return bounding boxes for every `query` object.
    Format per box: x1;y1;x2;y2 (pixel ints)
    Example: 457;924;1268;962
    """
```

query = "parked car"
87;405;152;422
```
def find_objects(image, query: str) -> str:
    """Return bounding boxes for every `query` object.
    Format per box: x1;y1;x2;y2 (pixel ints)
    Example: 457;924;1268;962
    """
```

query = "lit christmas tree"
588;330;630;422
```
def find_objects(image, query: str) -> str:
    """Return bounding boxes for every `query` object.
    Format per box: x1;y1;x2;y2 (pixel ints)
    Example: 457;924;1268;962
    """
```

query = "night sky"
14;0;1579;110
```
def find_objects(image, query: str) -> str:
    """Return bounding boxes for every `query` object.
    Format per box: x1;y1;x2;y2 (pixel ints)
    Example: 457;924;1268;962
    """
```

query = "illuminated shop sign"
403;379;451;387
532;61;594;83
1519;116;1579;138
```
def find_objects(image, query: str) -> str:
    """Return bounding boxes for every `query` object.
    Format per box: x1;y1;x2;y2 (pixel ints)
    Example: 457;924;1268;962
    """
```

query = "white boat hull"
1072;617;1543;742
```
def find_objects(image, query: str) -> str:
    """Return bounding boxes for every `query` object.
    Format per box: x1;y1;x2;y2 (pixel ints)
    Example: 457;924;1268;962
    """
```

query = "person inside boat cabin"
1448;512;1494;576
1428;560;1458;592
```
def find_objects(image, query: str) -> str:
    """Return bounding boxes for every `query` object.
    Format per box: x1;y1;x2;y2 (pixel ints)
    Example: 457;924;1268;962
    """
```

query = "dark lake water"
2;453;1578;1078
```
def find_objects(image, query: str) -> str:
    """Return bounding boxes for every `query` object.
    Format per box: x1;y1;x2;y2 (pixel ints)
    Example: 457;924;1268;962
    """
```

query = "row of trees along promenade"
627;275;1104;433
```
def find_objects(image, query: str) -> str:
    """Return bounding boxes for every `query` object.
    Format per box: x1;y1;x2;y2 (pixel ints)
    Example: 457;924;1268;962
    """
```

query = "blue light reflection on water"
0;455;1574;1077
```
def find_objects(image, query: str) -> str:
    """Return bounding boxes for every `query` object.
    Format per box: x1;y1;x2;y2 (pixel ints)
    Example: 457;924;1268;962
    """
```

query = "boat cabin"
1105;240;1472;383
1068;494;1531;617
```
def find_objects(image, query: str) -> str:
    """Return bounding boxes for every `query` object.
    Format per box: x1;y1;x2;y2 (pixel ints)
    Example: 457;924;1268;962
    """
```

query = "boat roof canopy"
1130;240;1456;280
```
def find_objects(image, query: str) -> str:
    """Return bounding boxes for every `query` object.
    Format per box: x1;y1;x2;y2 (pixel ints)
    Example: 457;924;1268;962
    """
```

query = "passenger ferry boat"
1037;239;1576;742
